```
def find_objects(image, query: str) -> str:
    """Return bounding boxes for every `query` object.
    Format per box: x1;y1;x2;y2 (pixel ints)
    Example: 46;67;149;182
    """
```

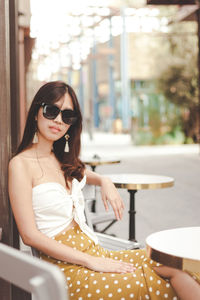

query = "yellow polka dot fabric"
40;224;199;300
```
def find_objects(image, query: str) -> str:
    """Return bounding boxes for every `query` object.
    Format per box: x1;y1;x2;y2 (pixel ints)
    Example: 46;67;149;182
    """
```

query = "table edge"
113;181;174;190
146;244;200;272
84;160;121;166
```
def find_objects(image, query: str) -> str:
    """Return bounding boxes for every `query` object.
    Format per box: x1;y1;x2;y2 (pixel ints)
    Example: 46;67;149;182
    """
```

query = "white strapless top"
32;175;98;244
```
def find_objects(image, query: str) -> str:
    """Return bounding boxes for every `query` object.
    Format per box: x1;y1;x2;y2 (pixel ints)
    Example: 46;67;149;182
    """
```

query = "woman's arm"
154;266;200;300
8;156;92;265
8;157;134;273
85;168;124;220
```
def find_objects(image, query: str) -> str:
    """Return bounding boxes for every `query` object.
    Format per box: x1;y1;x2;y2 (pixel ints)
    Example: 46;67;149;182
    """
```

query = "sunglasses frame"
41;102;77;125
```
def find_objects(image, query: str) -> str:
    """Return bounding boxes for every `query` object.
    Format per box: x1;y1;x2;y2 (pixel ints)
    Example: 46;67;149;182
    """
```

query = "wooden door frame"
0;0;30;299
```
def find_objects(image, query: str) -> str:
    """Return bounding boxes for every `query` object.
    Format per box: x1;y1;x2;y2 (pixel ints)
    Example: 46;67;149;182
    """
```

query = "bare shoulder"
8;152;33;193
9;153;26;171
9;152;31;178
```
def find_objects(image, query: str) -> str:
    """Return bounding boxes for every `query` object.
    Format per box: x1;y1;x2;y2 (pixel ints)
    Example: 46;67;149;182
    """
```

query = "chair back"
0;242;68;300
83;184;140;250
31;246;40;258
83;184;96;229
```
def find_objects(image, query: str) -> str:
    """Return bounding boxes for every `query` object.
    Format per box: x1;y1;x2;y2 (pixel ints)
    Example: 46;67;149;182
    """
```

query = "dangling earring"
32;131;38;144
64;134;70;152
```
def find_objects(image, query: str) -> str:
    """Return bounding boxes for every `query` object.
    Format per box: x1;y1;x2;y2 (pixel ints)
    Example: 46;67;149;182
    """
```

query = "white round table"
107;174;174;240
82;155;120;172
146;227;200;272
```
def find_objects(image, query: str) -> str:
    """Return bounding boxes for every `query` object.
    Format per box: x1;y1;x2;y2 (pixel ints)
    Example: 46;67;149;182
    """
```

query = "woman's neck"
33;142;53;158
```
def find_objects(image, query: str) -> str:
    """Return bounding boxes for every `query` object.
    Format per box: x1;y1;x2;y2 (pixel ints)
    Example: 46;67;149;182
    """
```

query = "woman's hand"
85;169;124;220
86;256;136;273
100;177;125;220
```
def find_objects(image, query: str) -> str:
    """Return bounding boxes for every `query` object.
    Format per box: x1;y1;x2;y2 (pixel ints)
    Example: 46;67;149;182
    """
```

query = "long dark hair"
16;81;85;184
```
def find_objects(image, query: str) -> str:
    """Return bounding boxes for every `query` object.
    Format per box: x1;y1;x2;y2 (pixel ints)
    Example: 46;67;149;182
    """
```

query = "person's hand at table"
100;176;125;220
85;169;125;220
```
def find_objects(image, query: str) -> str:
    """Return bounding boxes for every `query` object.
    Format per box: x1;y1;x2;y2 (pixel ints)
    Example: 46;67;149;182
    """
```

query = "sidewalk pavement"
81;132;199;158
81;131;200;246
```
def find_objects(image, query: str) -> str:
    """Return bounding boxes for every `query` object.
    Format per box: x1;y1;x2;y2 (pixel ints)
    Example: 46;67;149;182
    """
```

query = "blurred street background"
16;0;200;146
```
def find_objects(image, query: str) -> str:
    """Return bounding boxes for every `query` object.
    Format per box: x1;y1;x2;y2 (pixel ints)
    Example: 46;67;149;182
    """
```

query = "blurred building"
26;2;199;143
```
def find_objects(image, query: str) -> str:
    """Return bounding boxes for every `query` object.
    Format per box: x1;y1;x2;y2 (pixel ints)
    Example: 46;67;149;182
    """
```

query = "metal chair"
0;242;68;300
83;184;140;250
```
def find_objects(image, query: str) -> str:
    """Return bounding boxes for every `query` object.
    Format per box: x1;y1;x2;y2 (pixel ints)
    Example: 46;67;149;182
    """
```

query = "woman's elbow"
20;231;38;247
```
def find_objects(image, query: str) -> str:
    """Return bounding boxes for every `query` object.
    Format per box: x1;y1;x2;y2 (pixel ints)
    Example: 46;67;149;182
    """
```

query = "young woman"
9;81;200;300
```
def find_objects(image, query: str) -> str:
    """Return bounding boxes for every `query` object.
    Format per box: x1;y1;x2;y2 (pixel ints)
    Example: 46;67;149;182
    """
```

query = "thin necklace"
35;146;64;184
35;147;45;180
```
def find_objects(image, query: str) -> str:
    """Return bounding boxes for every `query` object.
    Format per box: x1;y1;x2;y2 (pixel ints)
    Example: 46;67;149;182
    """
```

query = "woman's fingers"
106;259;136;274
109;200;119;220
100;177;125;220
88;257;137;274
118;262;136;273
102;193;109;212
108;196;124;220
102;196;120;220
117;201;124;219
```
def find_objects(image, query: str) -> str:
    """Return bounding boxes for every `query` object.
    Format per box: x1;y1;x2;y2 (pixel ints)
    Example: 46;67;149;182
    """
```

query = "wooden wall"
0;0;30;299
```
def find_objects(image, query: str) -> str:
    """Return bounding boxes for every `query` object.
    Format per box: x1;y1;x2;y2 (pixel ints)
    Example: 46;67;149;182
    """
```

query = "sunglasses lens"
62;110;77;125
43;104;59;119
42;103;77;124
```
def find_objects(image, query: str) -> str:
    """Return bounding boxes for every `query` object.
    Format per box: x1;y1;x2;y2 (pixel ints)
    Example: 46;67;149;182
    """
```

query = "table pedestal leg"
90;165;96;213
128;189;137;241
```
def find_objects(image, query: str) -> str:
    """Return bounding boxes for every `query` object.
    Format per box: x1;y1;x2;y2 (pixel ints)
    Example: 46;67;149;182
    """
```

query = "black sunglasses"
41;103;77;125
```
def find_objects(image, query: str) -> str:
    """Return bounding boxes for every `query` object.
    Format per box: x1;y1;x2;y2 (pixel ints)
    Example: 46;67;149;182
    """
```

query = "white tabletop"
107;173;174;190
146;227;200;272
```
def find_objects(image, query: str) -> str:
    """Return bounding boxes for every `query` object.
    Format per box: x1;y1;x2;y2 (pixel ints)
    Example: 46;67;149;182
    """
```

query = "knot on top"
71;175;86;207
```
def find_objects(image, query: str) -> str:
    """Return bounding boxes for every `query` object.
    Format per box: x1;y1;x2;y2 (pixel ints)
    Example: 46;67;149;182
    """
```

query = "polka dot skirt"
40;224;199;300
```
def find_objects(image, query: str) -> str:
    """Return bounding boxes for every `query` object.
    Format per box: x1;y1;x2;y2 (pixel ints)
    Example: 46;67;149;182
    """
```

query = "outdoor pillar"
92;40;99;128
79;65;84;113
67;55;72;85
108;16;116;121
68;68;72;86
120;7;131;131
